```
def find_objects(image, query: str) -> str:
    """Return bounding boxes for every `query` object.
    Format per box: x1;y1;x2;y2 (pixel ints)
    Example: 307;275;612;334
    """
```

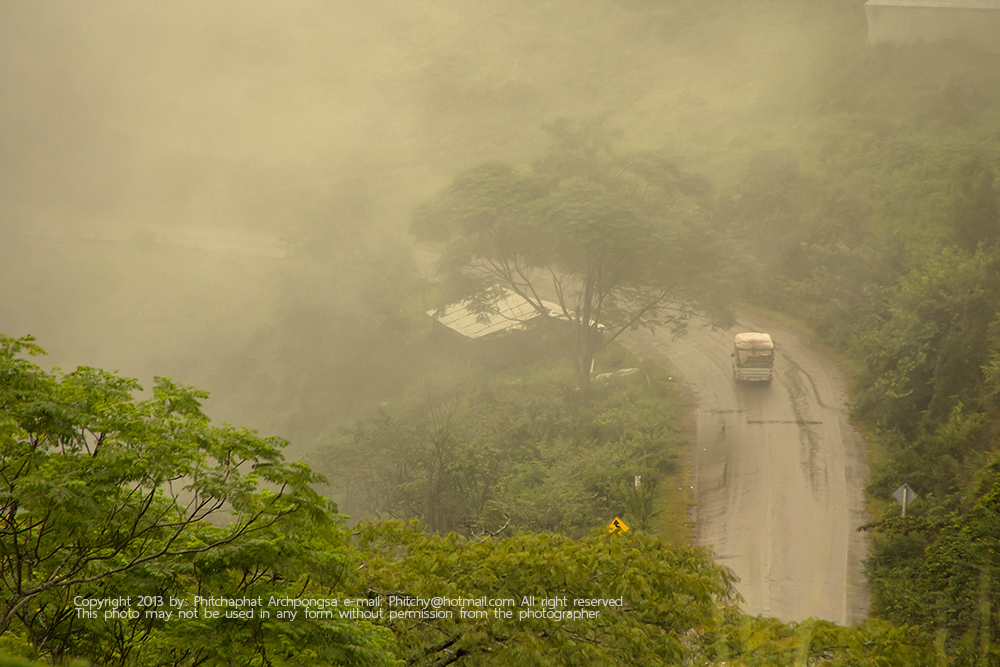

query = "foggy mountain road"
623;314;870;625
416;247;870;623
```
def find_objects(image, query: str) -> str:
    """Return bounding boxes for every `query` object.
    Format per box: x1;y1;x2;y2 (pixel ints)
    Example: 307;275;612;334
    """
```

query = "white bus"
731;332;774;383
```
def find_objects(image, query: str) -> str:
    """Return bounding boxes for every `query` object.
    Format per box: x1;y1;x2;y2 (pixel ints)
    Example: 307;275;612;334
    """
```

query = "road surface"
413;248;871;624
623;313;870;625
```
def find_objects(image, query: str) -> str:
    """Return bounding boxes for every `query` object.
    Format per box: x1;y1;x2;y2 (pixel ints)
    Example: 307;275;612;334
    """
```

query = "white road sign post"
893;483;917;517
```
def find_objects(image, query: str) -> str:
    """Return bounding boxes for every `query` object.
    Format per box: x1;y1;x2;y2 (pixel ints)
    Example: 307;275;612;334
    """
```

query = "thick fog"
0;0;855;455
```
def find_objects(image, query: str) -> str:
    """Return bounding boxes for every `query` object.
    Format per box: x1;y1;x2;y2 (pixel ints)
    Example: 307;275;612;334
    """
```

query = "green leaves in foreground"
0;335;940;665
0;334;395;666
354;521;935;666
355;520;738;666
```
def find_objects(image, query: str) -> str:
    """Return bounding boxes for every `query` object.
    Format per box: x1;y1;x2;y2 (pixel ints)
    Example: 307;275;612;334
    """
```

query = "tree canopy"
0;334;942;665
413;119;733;390
355;520;739;666
0;334;396;666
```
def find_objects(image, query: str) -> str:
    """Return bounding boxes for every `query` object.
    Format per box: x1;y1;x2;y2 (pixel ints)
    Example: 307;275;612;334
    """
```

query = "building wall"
866;3;1000;52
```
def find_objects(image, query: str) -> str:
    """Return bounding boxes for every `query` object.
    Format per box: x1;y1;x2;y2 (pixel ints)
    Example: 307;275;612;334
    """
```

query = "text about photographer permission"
73;594;626;623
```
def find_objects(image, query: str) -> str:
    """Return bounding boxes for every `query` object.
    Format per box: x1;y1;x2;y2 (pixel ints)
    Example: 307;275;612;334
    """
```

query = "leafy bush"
320;350;681;538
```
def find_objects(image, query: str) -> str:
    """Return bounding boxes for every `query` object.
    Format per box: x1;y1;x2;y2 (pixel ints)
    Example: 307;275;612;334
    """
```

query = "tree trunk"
576;268;596;394
573;325;595;394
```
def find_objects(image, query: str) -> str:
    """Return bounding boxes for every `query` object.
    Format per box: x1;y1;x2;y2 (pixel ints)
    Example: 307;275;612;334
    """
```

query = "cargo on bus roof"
733;332;773;350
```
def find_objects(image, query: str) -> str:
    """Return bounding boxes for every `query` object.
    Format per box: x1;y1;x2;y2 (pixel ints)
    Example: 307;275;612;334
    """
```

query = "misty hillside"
1;0;868;444
4;0;1000;663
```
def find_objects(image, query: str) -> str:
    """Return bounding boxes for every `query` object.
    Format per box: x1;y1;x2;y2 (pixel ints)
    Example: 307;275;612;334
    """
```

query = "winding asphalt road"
623;314;870;625
414;249;871;624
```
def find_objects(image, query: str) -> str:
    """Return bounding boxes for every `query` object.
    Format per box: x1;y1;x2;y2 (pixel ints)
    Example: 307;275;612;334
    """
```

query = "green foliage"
354;520;738;666
852;249;1000;436
413;119;733;391
921;467;1000;665
350;521;937;666
856;461;1000;665
723;47;1000;667
0;314;968;667
701;615;931;667
10;5;1000;663
322;353;682;538
950;157;1000;252
0;657;87;667
693;21;1000;661
0;334;397;666
864;405;987;528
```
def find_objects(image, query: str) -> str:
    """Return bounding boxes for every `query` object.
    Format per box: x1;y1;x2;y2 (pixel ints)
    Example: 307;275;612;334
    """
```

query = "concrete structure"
865;0;1000;52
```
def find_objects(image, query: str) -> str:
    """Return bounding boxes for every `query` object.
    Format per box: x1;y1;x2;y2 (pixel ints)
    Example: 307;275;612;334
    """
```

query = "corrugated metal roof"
429;289;566;339
866;0;1000;8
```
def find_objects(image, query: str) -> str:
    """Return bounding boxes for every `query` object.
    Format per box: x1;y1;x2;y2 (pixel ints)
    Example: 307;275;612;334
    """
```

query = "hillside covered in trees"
0;334;932;665
4;0;1000;664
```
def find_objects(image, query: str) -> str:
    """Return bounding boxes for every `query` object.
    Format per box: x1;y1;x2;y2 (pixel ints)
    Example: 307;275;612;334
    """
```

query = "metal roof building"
428;289;565;339
865;0;1000;52
428;287;608;369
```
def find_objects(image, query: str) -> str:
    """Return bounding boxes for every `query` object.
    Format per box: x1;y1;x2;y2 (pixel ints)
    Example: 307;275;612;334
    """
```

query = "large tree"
413;119;732;391
0;334;395;666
